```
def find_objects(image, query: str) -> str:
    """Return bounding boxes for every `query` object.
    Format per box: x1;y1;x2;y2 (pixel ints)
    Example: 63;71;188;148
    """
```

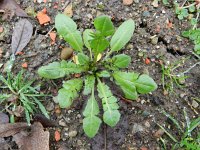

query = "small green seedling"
174;1;199;27
161;59;187;93
38;14;157;137
182;29;200;55
157;108;200;150
0;70;49;125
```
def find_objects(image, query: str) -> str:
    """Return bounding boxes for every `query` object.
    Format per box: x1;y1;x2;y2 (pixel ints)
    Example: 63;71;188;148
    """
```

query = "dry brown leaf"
11;19;33;55
0;112;9;124
0;0;27;20
13;122;49;150
0;123;28;138
63;3;73;17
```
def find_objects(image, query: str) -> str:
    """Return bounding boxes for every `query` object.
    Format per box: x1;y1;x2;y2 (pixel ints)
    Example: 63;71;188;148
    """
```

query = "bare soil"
0;0;199;150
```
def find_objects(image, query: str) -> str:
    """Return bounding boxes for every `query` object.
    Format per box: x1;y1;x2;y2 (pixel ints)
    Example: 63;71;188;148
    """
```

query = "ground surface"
0;0;200;150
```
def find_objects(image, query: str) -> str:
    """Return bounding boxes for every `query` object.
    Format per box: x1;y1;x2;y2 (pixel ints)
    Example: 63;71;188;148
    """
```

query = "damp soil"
0;0;199;150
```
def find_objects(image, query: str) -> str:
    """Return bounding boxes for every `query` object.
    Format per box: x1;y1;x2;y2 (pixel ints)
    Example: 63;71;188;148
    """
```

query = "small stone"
138;52;144;57
46;102;54;111
151;36;158;45
142;11;150;17
132;123;144;134
77;140;82;146
192;100;199;108
180;93;186;98
123;0;133;5
59;119;67;127
144;121;150;128
61;47;73;60
126;44;133;49
134;0;139;3
69;130;77;138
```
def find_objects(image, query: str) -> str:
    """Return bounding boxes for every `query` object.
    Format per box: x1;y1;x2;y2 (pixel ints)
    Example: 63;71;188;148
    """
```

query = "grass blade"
162;110;183;133
157;123;178;143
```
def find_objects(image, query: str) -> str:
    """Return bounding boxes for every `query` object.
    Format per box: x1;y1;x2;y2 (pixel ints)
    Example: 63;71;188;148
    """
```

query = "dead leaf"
11;19;33;55
154;129;164;138
33;114;58;128
37;9;51;25
0;123;29;137
13;122;49;150
0;112;9;124
0;0;27;20
63;3;73;17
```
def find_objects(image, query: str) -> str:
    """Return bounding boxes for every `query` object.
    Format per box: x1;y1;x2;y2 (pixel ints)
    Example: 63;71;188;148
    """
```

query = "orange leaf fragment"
145;58;151;65
22;62;28;68
166;19;173;28
37;9;51;25
0;26;3;33
49;32;56;44
54;130;61;142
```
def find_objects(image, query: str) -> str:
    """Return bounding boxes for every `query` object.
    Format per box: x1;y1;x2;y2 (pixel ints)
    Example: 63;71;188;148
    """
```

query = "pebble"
142;11;150;17
180;93;186;98
192;100;199;108
69;130;78;138
46;102;54;111
132;123;144;134
123;0;133;5
59;119;67;127
61;47;73;60
134;0;139;3
151;36;158;45
144;121;151;128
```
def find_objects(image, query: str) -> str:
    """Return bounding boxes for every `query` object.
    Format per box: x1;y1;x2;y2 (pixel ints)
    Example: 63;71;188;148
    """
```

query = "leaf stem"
182;3;195;9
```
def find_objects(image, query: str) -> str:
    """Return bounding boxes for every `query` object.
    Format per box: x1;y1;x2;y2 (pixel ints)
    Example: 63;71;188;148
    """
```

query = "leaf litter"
0;113;50;150
11;19;33;55
0;0;27;20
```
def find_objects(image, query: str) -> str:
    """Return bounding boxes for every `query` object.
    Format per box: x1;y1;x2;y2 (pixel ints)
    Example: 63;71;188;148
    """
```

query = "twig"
62;0;70;10
45;26;55;37
181;0;188;7
177;61;200;76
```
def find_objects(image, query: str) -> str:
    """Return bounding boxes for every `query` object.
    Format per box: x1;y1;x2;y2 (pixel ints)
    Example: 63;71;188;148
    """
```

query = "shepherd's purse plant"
38;14;157;137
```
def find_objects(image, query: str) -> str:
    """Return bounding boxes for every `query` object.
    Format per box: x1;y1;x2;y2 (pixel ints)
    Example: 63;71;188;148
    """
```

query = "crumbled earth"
0;0;199;150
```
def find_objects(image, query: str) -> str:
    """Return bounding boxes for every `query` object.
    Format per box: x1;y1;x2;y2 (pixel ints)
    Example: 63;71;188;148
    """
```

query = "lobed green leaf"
83;75;95;95
97;80;120;127
38;61;85;79
58;79;83;108
112;54;131;68
77;53;90;65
